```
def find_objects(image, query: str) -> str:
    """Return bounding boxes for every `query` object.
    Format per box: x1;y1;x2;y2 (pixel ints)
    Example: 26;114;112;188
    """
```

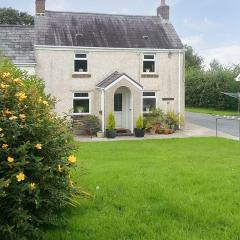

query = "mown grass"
186;107;239;116
45;138;240;240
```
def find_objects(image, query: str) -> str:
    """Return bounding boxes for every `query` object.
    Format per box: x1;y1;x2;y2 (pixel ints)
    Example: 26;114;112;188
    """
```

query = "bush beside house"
0;58;78;239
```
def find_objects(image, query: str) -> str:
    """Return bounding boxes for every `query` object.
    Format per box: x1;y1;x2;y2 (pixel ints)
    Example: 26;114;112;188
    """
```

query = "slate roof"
35;11;183;49
0;25;35;64
96;71;143;89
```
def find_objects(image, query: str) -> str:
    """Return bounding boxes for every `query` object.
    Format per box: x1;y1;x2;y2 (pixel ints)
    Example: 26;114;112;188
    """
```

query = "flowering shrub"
0;58;78;239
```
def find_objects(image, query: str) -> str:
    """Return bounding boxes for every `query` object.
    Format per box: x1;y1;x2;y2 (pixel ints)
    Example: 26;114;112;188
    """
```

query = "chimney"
157;0;170;20
36;0;45;15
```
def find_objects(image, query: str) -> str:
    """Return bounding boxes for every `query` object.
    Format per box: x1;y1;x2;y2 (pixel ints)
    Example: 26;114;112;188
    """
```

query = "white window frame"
143;91;157;113
73;92;91;115
142;54;156;74
74;53;88;74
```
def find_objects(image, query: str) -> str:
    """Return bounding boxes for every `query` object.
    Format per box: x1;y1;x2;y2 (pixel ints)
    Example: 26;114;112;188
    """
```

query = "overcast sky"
1;0;240;67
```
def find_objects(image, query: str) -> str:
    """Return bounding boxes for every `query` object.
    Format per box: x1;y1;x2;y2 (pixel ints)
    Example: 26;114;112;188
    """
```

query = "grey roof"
0;25;35;64
96;71;143;89
35;11;183;49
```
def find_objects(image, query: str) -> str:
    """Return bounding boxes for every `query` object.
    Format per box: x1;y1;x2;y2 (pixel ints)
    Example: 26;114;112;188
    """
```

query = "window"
73;92;90;114
114;94;122;112
143;54;155;73
74;54;88;73
143;92;156;112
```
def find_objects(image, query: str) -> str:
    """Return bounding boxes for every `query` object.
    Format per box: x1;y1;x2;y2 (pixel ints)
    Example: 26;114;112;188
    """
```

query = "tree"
185;45;203;70
0;8;34;25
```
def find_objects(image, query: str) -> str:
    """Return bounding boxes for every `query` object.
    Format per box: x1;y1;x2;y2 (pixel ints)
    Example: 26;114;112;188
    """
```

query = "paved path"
186;112;240;138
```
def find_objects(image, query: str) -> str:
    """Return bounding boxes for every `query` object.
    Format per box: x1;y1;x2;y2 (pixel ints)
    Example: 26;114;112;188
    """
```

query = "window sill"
141;74;159;78
72;113;90;116
72;73;91;78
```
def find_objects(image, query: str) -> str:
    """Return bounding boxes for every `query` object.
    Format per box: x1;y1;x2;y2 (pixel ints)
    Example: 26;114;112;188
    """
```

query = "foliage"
73;115;101;136
186;64;240;110
0;57;78;240
0;8;34;25
106;112;115;130
136;115;143;129
185;45;203;70
46;138;240;240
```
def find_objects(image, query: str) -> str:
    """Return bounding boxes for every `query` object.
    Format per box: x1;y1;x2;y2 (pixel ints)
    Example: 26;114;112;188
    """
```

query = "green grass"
45;138;240;240
186;107;239;116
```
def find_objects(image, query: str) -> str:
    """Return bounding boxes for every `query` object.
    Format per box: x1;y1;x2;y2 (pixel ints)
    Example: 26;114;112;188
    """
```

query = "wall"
35;47;185;127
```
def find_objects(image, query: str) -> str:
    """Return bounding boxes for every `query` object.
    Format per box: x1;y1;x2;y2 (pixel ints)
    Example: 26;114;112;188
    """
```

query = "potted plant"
162;122;173;135
106;112;116;138
134;115;145;138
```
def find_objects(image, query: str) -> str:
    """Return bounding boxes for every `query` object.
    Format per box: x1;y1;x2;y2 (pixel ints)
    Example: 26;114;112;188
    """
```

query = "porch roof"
96;71;143;90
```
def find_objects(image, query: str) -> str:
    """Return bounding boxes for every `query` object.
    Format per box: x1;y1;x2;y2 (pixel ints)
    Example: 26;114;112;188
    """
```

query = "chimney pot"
36;0;45;15
157;0;170;20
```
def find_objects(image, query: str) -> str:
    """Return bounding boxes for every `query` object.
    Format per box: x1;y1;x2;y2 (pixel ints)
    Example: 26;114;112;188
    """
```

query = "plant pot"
106;129;116;139
134;128;145;138
97;131;104;138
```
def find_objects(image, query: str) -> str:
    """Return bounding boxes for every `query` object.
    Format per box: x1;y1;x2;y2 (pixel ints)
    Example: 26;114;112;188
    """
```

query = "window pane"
143;92;155;97
74;92;88;98
143;61;155;72
144;55;154;60
73;99;89;113
143;98;156;112
75;54;87;58
114;94;122;111
75;60;88;72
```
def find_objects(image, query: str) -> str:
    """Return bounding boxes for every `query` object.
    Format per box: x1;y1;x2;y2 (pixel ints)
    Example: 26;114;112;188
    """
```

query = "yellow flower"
0;128;2;132
68;155;77;165
7;156;14;163
15;92;27;101
2;144;8;149
57;164;62;172
2;72;11;79
13;78;23;85
16;172;25;182
42;100;49;106
19;114;26;121
3;109;12;117
69;180;74;187
0;83;9;89
29;182;36;191
35;144;42;150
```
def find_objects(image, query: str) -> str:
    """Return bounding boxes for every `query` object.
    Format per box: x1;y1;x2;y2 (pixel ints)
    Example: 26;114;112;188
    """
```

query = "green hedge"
186;67;240;110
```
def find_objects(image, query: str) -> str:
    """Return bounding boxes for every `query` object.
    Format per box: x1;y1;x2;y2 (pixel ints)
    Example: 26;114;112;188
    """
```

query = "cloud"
183;17;217;30
200;44;240;67
181;35;203;46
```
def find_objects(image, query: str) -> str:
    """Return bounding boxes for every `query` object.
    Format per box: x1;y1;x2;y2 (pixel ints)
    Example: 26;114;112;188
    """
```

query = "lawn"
45;138;240;240
186;107;239;116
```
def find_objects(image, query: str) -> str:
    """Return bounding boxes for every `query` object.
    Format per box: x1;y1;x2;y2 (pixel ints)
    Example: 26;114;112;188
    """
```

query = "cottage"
0;0;185;133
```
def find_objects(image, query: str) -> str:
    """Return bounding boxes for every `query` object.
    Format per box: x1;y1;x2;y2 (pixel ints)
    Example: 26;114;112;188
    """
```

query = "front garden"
45;138;240;240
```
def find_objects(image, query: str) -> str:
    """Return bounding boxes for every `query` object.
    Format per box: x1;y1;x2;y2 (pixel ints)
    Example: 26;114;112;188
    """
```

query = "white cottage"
0;0;185;133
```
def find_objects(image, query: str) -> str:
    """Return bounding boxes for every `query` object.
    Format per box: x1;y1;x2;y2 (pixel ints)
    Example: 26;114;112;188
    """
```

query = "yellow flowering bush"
0;57;78;239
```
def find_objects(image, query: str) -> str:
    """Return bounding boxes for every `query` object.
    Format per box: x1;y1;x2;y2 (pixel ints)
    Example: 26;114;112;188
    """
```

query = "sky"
0;0;240;67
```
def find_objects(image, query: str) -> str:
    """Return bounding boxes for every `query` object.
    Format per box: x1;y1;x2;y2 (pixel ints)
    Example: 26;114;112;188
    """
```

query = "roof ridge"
44;10;162;19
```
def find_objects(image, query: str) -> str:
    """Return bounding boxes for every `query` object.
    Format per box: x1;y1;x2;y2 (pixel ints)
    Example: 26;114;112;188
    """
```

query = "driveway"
186;112;240;138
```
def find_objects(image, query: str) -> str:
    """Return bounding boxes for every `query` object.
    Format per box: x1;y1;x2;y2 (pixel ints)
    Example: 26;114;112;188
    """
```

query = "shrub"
106;112;115;130
136;115;143;129
0;58;78;239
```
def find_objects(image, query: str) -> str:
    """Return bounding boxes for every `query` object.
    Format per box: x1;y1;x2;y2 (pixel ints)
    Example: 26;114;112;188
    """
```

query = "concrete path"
186;112;240;138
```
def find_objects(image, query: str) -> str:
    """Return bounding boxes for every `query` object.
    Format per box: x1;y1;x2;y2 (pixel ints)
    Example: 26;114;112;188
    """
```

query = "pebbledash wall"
35;46;185;129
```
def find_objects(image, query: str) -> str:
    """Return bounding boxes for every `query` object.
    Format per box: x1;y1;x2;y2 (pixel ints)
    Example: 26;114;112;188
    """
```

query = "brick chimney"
157;0;170;20
36;0;45;15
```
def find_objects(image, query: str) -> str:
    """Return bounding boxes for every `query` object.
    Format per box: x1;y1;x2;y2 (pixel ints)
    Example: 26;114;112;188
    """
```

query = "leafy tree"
0;8;34;25
185;45;203;70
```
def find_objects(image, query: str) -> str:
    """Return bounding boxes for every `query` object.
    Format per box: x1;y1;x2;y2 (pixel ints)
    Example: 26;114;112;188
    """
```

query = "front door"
114;93;123;128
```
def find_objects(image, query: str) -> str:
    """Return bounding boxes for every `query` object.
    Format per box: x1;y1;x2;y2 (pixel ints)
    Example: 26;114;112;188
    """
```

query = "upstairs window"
143;54;155;73
73;92;90;114
143;92;156;113
74;54;88;73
